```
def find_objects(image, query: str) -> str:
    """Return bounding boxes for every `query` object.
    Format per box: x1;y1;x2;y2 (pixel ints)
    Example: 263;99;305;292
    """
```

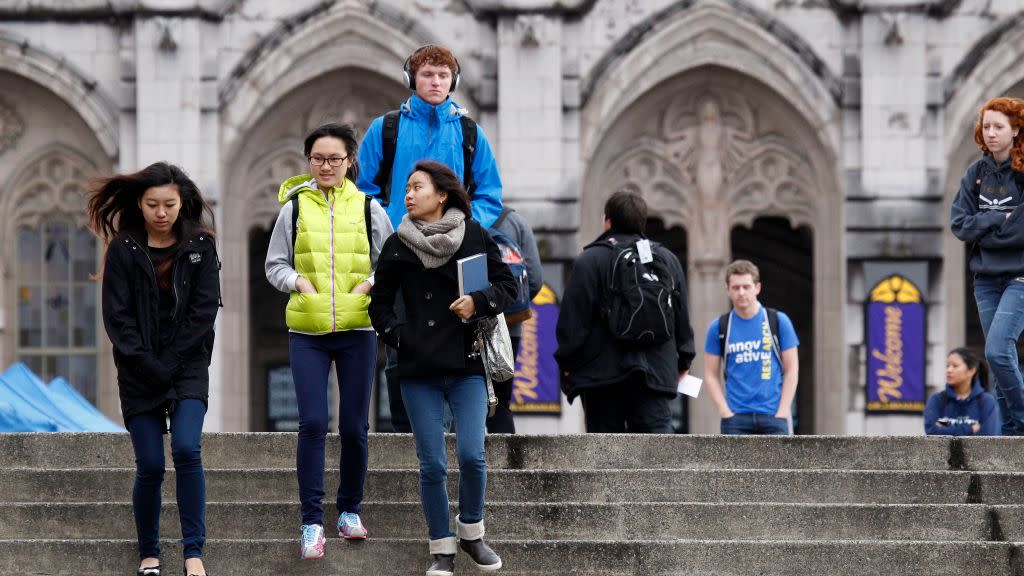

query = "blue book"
457;253;489;296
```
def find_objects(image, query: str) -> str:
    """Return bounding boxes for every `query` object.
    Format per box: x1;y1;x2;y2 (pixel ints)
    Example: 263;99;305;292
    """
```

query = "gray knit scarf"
397;208;467;269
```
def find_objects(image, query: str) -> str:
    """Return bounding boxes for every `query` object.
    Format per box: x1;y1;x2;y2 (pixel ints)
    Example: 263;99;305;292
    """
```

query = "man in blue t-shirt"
704;260;800;435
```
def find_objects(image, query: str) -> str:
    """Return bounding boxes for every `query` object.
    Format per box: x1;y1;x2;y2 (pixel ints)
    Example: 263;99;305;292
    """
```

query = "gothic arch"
582;63;842;433
0;31;118;158
579;0;840;170
219;0;482;162
0;145;99;265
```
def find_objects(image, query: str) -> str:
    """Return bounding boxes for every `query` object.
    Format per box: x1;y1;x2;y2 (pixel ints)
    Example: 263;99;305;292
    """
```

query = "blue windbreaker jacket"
356;94;503;229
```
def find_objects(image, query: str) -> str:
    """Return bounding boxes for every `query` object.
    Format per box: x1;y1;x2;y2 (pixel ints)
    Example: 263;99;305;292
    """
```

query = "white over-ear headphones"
403;45;461;93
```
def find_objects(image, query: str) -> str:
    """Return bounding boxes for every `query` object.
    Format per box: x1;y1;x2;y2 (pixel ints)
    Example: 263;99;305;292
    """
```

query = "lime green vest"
281;176;371;333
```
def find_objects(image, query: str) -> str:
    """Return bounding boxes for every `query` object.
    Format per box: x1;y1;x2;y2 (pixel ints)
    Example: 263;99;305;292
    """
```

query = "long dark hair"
303;123;360;183
949;347;989;391
87;162;215;288
409;160;472;218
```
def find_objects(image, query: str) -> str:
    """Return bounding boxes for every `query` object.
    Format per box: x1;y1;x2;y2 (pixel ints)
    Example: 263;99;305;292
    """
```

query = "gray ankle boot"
456;515;502;571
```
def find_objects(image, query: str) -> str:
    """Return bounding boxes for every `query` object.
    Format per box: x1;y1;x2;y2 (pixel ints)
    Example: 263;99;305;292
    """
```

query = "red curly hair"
408;45;459;77
974;97;1024;172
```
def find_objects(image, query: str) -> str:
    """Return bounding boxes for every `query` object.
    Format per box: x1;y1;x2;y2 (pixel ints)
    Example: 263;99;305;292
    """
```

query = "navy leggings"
290;330;376;526
126;399;207;560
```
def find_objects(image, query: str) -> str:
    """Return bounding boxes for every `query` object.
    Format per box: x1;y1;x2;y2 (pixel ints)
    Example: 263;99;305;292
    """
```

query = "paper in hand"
677;374;703;398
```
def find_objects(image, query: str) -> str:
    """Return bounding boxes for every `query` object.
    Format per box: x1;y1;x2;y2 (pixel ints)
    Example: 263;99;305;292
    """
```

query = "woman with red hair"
951;96;1024;435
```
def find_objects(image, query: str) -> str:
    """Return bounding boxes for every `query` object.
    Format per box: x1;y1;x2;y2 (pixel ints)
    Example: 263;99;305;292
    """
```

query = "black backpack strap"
767;307;782;362
459;114;478;195
364;195;373;246
290;195;299;249
717;312;730;378
372;110;401;207
493;207;511;229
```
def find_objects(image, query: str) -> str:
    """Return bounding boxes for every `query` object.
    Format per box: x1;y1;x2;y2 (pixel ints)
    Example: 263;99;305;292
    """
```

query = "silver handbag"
475;313;515;416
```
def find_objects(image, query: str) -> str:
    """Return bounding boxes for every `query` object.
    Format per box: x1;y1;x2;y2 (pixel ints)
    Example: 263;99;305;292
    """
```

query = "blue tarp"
47;377;125;432
0;363;124;432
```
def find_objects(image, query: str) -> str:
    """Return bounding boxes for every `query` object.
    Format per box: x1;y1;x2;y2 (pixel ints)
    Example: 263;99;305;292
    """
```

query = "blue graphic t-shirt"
704;307;799;415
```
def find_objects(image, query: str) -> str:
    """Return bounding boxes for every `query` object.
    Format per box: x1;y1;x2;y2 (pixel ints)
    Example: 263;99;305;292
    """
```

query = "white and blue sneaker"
338;512;368;540
299;523;325;559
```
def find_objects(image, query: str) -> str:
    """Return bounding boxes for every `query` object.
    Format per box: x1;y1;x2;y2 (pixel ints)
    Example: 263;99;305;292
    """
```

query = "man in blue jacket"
357;44;504;431
357;44;503;230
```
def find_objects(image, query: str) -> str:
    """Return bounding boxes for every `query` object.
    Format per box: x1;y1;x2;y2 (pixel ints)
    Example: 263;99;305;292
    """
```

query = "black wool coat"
369;219;516;379
101;231;222;420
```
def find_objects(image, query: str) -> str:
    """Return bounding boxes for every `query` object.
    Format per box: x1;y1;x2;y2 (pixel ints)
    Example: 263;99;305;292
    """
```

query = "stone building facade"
0;0;1019;434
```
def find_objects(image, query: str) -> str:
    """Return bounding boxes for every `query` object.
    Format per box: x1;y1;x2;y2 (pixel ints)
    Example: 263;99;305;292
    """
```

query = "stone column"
687;255;730;434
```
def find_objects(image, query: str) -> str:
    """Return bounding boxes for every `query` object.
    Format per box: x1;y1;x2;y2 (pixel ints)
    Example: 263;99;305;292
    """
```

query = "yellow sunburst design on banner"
869;275;921;303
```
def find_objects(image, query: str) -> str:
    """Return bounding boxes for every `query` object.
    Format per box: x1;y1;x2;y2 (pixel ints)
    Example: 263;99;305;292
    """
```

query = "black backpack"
716;308;781;378
599;239;677;346
371;109;478;206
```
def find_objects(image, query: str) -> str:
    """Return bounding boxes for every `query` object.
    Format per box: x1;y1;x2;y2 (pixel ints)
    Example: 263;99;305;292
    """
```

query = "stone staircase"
1;433;1022;575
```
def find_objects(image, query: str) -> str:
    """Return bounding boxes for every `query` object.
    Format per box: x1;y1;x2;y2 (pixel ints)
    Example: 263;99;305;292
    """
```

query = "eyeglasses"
309;155;349;167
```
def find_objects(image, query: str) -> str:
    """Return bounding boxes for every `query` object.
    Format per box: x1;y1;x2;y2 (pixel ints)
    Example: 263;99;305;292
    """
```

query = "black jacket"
554;230;695;402
101;231;221;419
369;219;516;379
950;156;1024;276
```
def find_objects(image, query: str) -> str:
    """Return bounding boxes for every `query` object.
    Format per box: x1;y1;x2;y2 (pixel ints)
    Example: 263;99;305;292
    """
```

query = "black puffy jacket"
101;231;221;420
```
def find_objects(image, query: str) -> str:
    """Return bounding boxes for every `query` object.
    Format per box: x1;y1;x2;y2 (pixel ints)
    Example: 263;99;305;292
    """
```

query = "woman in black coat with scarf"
88;162;220;576
370;161;515;576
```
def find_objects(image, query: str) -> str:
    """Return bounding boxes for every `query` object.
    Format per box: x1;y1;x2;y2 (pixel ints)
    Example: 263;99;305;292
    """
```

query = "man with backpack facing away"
704;260;800;435
488;207;543;433
555;190;695;433
357;44;503;431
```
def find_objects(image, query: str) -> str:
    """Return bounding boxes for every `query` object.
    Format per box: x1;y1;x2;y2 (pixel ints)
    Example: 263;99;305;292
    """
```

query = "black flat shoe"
136;565;160;576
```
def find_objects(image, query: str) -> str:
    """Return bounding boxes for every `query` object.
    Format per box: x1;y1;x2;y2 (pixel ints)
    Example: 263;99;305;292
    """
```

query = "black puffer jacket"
369;219;516;379
101;231;221;420
554;230;695;402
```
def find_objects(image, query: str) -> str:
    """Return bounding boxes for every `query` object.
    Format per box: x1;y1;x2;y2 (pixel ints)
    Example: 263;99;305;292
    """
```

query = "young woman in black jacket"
369;161;515;576
88;162;220;576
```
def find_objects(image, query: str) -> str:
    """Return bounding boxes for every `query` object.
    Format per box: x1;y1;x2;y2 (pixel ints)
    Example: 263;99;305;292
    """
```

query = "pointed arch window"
8;152;101;402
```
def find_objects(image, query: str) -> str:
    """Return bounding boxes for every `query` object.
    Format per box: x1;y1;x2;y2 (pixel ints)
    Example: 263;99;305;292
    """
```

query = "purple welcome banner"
510;285;561;414
865;275;926;413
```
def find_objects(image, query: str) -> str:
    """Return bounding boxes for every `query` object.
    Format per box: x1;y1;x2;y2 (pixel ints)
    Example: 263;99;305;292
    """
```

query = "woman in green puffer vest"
265;123;394;559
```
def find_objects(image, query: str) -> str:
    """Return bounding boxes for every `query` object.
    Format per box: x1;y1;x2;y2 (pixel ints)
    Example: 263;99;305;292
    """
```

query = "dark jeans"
974;274;1024;434
580;376;673;433
290;330;376;525
720;413;789;435
126;399;207;560
486;335;520;434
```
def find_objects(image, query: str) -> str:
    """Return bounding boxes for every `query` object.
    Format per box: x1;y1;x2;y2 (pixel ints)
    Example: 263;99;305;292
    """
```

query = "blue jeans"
973;274;1024;434
290;330;376;525
126;399;207;560
720;412;789;435
402;374;488;541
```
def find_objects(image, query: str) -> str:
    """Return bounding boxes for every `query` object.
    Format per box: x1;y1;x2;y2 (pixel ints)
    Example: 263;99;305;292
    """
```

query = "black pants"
383;292;411;432
485;336;520;434
580;375;673;433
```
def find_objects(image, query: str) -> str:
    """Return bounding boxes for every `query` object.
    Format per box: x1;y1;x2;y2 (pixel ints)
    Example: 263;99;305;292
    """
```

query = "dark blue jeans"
402;374;488;541
126;399;207;560
720;413;789;435
290;330;376;525
973;274;1024;434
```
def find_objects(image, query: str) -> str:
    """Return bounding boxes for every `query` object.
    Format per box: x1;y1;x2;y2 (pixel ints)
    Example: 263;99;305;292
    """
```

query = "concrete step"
0;468;1004;504
0;501;1016;542
1;538;1019;576
3;433;1023;471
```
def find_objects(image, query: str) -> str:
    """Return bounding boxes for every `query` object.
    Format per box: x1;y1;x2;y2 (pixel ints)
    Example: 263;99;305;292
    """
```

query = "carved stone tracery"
0;96;25;156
